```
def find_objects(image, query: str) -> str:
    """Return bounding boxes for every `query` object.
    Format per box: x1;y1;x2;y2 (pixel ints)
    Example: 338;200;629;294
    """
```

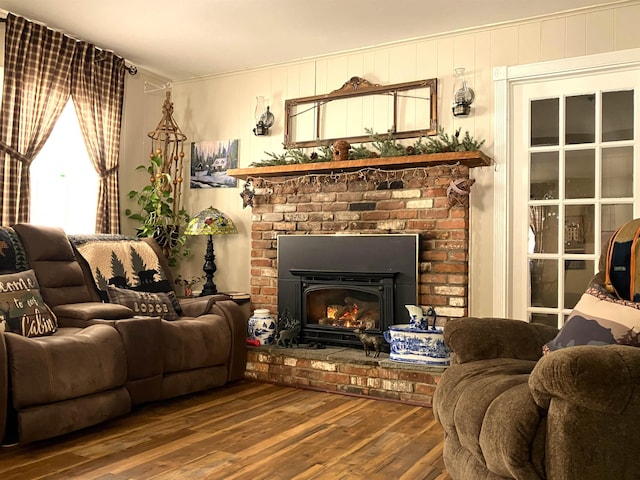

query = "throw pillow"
544;283;640;354
106;285;179;321
0;269;58;337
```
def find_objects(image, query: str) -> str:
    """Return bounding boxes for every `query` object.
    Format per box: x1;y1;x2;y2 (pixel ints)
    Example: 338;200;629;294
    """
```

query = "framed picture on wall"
190;139;239;188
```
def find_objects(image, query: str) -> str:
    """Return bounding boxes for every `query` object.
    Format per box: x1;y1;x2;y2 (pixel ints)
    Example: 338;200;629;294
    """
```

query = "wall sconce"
452;67;475;117
253;96;275;135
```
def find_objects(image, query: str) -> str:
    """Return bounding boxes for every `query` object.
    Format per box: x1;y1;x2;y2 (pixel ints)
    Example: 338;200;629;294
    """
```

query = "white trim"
492;47;640;318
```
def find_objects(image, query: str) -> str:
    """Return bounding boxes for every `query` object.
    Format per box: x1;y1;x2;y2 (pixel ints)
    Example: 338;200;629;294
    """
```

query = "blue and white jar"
248;309;276;345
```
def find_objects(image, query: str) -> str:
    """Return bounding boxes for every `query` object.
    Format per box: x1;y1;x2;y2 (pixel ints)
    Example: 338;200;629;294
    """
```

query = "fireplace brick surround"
245;345;445;406
249;164;472;318
243;162;475;403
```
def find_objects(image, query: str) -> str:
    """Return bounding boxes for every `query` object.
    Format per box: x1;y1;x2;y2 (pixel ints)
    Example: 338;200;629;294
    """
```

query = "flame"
325;304;359;327
341;304;358;319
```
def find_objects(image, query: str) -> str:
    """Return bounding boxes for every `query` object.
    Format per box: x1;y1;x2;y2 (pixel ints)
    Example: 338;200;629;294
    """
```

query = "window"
30;99;98;234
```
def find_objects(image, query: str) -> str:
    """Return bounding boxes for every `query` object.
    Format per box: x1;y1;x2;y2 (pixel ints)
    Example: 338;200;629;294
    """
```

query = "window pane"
529;205;558;254
30;100;97;234
566;95;595;144
531;98;559;146
530;259;558;308
531;313;558;327
565;149;594;198
530;152;559;200
565;205;594;254
602;90;633;142
564;259;594;308
601;204;634;249
602;147;633;198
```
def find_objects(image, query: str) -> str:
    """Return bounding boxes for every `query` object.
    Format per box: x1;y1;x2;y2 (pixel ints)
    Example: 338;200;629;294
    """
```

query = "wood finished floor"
0;381;451;480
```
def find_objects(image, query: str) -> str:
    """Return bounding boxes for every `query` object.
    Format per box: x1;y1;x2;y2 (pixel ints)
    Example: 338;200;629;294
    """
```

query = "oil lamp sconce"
452;67;475;117
253;96;275;135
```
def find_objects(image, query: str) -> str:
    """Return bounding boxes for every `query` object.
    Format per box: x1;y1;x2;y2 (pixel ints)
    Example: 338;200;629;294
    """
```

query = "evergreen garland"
249;128;485;167
421;127;486;153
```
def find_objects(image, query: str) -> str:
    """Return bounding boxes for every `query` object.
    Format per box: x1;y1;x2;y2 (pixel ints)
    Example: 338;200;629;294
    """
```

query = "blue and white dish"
383;324;450;365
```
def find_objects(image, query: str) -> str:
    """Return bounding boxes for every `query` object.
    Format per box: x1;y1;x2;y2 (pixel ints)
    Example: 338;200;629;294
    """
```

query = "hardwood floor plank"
0;380;451;479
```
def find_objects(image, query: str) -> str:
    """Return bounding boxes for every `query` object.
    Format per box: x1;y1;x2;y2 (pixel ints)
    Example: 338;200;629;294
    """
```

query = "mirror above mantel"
284;76;438;149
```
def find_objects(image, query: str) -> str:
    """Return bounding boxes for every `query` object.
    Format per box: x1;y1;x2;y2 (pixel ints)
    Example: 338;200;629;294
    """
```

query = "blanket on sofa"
69;235;176;300
0;226;29;274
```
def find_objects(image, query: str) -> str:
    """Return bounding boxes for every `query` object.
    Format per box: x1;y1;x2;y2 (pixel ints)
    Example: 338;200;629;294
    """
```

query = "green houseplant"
125;152;190;267
174;274;205;297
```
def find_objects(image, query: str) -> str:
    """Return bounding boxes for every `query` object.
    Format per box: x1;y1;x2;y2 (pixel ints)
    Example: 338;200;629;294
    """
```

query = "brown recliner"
1;225;131;445
3;324;130;445
12;224;247;409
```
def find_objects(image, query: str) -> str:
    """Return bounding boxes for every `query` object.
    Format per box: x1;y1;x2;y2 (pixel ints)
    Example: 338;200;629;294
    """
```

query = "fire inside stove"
325;303;360;327
307;289;380;331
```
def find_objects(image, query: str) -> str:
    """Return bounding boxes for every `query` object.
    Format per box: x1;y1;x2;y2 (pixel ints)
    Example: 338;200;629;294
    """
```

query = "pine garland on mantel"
250;128;486;167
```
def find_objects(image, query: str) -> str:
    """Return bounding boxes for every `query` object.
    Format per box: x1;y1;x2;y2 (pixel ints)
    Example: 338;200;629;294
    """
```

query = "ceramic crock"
248;309;276;345
383;305;450;365
383;324;450;365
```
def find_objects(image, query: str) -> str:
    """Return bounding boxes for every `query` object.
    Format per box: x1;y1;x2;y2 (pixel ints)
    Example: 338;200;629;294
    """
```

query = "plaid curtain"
72;43;126;234
0;13;76;225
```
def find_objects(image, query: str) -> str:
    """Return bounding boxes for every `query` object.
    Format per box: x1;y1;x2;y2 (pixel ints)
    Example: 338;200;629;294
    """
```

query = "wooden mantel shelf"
226;151;492;180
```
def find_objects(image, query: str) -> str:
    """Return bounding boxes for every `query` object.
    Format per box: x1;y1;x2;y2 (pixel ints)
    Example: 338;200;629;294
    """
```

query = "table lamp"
185;206;237;296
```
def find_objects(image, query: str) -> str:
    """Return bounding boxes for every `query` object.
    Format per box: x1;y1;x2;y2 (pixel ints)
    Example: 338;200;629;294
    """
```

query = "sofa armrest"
53;302;134;323
444;317;558;364
529;344;640;414
178;294;232;317
208;300;248;382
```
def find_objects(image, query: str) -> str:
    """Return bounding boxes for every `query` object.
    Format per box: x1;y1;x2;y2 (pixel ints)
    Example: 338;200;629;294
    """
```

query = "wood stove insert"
278;234;418;349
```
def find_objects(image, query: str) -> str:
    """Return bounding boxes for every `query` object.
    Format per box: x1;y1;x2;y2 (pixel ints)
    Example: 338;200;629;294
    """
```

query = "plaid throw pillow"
106;286;179;321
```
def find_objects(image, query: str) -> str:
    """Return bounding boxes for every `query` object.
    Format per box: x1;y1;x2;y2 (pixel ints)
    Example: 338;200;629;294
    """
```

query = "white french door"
510;70;640;328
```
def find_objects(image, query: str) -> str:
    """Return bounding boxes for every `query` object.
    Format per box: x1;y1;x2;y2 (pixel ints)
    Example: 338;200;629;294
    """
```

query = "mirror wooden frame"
283;76;438;149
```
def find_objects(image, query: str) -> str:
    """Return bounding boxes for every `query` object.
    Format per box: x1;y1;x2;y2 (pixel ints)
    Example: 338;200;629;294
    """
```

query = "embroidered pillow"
544;283;640;354
0;269;58;337
106;286;179;321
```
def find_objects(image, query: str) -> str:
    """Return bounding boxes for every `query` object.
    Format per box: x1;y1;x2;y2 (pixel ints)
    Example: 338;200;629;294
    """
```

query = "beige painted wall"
119;72;172;237
121;1;640;314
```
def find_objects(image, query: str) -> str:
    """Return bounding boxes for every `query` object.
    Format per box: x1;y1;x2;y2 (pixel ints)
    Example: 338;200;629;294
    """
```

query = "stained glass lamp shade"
185;207;237;296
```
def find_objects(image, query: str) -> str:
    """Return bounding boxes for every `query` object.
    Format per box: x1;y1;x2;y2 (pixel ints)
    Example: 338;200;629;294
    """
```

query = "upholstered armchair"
434;314;640;479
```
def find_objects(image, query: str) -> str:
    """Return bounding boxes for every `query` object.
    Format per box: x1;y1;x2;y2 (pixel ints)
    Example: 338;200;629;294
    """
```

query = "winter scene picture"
190;139;239;188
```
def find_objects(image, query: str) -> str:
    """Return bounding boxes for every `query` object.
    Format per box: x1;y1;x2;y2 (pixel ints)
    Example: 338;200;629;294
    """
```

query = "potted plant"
174;274;205;297
125;152;191;267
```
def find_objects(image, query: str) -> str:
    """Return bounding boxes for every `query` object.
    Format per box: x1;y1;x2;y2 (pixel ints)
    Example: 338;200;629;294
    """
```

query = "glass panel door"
513;73;639;328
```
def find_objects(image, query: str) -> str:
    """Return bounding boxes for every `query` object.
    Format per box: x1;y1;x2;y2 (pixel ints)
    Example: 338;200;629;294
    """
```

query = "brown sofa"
434;315;640;479
1;224;247;445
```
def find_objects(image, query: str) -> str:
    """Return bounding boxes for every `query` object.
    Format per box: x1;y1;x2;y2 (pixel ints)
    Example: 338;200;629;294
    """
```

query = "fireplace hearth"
278;235;418;349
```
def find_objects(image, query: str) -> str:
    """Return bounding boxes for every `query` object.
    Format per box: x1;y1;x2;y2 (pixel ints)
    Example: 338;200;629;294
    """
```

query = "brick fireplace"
231;153;489;405
248;163;472;321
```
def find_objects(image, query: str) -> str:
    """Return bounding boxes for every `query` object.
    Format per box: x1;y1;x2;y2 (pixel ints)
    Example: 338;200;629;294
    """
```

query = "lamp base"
199;234;218;297
200;282;218;296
